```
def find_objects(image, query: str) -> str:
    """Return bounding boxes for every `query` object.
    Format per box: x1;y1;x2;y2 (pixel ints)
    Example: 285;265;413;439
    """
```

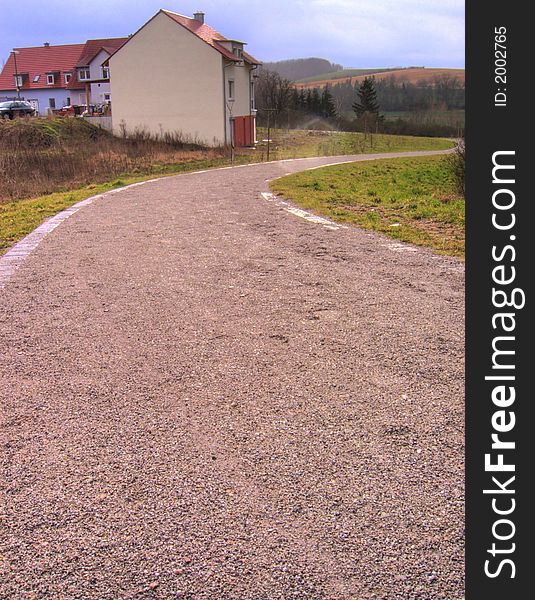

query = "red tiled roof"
162;10;261;64
76;38;129;67
0;43;86;91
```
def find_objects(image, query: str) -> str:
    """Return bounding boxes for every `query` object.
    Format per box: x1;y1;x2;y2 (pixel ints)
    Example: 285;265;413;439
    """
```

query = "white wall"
89;49;112;105
109;12;226;146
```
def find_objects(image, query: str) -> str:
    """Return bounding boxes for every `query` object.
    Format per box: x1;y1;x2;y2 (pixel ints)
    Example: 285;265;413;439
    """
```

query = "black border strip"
466;1;531;596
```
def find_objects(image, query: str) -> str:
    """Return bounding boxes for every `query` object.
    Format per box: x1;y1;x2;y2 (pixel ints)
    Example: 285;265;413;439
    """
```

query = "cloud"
0;0;464;69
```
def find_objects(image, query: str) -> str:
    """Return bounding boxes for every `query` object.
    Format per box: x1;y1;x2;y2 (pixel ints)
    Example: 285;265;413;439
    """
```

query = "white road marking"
382;242;418;253
303;159;361;171
260;192;346;231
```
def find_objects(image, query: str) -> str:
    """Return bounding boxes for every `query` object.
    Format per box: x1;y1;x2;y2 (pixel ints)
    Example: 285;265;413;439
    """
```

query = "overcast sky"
0;0;464;69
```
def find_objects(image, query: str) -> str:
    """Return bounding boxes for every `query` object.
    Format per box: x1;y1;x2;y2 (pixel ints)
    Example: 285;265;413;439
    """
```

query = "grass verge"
270;155;464;258
255;128;453;160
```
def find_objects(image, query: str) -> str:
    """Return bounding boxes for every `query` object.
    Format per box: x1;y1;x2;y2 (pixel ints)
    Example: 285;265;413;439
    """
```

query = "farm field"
270;154;464;257
294;67;465;89
295;67;403;84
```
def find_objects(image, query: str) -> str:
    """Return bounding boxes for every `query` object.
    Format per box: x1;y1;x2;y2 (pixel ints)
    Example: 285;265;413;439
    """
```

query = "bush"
447;138;465;196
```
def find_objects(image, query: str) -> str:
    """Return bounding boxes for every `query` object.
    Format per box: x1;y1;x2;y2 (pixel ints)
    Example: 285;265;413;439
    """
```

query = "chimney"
44;42;50;47
193;11;205;24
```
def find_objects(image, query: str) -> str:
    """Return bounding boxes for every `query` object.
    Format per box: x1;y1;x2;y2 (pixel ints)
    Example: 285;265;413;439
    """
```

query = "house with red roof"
0;37;127;115
75;37;128;108
108;9;261;146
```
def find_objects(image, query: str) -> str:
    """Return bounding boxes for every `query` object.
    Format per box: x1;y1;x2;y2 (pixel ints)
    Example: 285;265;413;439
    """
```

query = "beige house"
108;9;261;147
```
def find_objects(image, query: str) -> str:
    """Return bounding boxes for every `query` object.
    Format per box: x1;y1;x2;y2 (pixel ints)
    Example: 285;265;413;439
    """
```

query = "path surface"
0;151;464;599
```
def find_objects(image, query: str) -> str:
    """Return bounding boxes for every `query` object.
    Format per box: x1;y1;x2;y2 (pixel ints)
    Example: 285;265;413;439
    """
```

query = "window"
49;98;56;109
250;81;255;110
14;75;23;87
64;73;71;84
33;74;40;83
78;69;90;81
46;74;55;85
66;97;70;106
232;45;243;59
101;66;109;79
104;93;111;101
228;80;235;100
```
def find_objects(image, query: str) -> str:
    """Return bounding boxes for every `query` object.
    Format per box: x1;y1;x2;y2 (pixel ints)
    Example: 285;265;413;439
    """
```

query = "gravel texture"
0;151;464;599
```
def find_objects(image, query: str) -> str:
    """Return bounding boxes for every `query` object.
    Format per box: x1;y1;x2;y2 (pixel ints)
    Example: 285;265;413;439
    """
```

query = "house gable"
108;10;226;144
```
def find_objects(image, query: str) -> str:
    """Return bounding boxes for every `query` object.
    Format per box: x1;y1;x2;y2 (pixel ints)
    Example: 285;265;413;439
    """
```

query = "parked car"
0;100;35;119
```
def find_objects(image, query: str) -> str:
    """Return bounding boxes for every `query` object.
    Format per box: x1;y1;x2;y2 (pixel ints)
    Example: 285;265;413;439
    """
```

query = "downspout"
250;64;259;146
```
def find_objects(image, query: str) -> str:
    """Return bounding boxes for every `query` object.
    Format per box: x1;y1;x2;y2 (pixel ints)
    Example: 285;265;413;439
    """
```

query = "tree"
352;76;383;135
255;69;293;125
353;76;381;118
321;85;337;118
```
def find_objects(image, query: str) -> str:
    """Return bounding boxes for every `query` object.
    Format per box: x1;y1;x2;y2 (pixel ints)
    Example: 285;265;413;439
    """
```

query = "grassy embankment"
0;117;453;253
270;155;464;258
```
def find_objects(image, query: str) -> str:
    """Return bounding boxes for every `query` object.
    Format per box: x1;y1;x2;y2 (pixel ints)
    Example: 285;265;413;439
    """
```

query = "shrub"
447;138;465;196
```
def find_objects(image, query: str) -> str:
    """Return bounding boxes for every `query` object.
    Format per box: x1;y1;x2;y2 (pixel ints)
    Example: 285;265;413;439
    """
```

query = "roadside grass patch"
255;128;453;160
270;155;464;257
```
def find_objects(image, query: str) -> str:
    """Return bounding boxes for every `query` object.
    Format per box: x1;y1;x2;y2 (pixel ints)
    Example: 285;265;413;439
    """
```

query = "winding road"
1;151;464;599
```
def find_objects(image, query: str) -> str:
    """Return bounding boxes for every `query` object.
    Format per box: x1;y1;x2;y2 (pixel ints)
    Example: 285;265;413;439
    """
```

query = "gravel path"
0;151;464;599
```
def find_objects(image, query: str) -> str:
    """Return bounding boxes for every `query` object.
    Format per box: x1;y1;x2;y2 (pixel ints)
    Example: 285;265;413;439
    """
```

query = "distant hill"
261;58;343;81
294;67;465;89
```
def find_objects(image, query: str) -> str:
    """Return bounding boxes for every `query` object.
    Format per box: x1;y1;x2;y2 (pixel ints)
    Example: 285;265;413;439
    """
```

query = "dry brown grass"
0;118;227;202
294;68;465;90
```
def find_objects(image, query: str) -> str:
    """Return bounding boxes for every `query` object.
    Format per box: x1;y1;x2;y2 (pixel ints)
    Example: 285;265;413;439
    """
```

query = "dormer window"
78;69;90;81
64;73;71;84
101;66;109;79
233;46;243;59
14;75;24;87
46;73;55;85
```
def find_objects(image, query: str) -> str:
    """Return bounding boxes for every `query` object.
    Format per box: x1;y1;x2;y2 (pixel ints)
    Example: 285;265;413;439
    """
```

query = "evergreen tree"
311;88;321;114
352;77;382;119
321;85;337;118
305;89;313;112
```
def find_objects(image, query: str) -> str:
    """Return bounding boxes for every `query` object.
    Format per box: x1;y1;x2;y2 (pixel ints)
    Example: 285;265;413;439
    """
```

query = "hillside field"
294;67;465;89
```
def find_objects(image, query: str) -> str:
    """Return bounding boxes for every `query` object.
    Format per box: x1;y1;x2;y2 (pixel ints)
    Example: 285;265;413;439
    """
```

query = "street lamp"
11;50;21;99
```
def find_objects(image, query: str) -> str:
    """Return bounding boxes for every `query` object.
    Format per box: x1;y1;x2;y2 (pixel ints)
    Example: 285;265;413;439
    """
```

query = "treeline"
254;69;464;136
260;58;343;82
255;70;337;129
329;75;465;113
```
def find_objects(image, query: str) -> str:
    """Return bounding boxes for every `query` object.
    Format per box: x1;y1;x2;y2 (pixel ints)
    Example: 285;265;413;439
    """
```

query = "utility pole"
260;107;277;162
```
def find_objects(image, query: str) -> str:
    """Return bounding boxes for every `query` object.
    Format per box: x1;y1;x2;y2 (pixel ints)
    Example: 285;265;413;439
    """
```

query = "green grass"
1;127;453;254
383;109;465;126
270;155;464;257
255;129;453;160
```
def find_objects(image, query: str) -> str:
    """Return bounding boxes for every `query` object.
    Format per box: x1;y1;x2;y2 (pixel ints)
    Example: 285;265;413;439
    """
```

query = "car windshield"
0;101;14;108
